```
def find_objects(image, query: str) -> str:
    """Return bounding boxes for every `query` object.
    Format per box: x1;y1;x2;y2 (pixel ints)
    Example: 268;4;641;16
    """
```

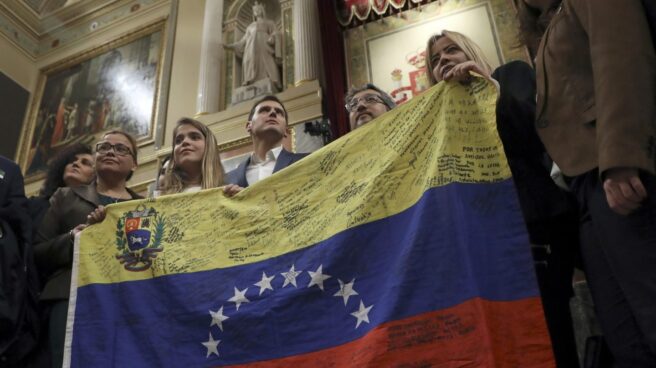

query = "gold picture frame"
17;19;169;183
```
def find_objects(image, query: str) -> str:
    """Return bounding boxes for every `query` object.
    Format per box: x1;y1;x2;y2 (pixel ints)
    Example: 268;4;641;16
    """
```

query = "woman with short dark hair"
39;143;94;199
29;143;95;232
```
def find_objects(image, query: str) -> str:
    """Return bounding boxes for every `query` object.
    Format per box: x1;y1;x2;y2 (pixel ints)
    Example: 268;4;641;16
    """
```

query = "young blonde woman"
157;118;226;196
425;30;580;367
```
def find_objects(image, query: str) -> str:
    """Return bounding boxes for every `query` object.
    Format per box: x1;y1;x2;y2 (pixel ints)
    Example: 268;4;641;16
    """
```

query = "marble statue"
224;1;282;92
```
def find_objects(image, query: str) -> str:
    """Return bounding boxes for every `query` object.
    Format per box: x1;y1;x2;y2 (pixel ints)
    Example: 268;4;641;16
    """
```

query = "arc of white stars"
254;272;275;295
202;332;220;358
228;286;250;311
307;265;331;291
334;278;359;305
209;306;229;331
281;264;302;288
351;300;374;329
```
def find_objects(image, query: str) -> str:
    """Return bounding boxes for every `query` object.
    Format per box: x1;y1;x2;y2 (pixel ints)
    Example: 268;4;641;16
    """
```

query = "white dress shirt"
246;146;282;186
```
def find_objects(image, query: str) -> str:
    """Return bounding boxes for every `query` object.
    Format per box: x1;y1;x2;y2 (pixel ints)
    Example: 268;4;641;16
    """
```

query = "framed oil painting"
17;20;168;182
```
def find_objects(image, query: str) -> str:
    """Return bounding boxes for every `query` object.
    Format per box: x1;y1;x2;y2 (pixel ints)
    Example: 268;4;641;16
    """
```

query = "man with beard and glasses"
344;84;396;131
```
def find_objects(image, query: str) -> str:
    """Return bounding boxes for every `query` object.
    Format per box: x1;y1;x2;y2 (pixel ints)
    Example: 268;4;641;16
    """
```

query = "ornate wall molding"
0;0;169;59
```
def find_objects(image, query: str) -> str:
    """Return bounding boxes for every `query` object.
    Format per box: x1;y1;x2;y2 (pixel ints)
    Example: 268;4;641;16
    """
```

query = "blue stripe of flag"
71;180;536;367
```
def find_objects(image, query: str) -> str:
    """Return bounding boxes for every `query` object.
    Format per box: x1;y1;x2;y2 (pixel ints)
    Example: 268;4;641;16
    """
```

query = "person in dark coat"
28;143;94;240
35;131;142;367
519;0;656;366
0;156;40;367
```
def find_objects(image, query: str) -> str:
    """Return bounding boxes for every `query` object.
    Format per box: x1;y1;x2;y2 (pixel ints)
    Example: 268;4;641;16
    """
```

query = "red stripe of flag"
225;297;554;368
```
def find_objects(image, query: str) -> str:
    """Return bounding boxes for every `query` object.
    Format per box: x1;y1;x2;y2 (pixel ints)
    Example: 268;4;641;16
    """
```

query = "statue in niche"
224;1;282;92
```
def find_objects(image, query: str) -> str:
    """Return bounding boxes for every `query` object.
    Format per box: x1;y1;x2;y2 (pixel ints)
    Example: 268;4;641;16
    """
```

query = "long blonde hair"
425;30;493;86
160;118;224;194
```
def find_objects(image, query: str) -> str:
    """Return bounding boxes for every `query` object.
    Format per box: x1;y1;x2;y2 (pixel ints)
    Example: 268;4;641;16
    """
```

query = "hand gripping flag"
64;77;554;367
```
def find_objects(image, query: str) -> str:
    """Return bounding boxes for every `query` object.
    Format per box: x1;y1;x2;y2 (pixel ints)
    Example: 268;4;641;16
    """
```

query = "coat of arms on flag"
115;204;165;272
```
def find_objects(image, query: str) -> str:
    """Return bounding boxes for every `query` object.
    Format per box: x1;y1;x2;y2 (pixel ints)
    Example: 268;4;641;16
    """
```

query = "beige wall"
17;0;322;196
0;34;38;92
163;0;205;150
121;0;207;193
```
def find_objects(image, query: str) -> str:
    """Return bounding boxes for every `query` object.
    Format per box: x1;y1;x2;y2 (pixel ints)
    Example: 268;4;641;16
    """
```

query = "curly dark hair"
39;143;93;198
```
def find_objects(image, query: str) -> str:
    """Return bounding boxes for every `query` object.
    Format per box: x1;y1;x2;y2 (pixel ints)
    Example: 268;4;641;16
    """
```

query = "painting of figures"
20;22;164;179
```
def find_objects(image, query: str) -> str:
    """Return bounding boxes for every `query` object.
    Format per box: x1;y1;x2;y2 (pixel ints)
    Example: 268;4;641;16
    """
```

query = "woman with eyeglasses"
157;118;226;196
425;30;581;366
34;130;142;367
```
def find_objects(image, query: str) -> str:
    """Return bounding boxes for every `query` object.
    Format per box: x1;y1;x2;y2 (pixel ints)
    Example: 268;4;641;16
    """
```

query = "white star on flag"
351;300;374;328
209;306;229;331
228;286;250;311
281;264;302;288
334;278;359;305
202;332;220;357
307;265;331;290
254;272;276;295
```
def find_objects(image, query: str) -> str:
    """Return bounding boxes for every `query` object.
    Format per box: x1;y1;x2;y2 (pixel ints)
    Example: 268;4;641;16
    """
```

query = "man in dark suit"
0;156;40;367
226;95;308;188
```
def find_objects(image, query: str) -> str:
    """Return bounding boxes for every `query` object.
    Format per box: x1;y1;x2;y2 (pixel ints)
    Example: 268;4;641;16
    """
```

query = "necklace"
98;193;124;205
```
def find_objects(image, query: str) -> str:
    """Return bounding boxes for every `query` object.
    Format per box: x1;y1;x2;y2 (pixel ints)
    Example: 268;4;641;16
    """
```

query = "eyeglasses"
345;94;385;112
95;142;133;157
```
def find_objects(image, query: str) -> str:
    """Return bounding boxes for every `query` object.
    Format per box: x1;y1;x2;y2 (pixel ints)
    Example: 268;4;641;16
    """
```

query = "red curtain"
318;0;350;138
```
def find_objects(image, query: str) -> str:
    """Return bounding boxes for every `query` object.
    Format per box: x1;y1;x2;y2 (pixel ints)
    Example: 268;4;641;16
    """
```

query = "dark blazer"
27;196;50;240
0;157;30;242
493;61;575;243
535;0;656;176
226;148;309;187
0;157;40;364
34;183;141;300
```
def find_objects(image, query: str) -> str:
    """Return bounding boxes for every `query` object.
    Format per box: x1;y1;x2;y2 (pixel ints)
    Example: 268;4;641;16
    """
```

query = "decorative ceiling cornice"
39;0;120;33
0;4;40;56
0;0;167;59
0;1;41;37
0;0;120;36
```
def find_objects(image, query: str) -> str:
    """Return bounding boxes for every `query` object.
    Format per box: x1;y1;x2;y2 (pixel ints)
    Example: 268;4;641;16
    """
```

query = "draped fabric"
318;0;350;138
337;0;430;26
63;77;554;367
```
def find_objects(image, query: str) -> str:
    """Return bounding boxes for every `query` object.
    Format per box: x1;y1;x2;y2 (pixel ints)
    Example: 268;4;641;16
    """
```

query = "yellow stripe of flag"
77;77;508;287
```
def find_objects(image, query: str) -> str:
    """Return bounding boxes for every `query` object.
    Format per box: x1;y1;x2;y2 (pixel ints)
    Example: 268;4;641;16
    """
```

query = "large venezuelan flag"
64;77;554;367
